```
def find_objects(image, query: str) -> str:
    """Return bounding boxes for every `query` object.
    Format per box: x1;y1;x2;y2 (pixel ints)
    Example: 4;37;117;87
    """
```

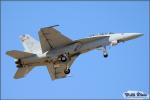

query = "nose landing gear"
103;52;108;58
98;46;108;58
103;47;108;58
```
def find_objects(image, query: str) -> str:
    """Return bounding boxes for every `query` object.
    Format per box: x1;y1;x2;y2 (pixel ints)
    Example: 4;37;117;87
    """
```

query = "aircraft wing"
39;27;72;53
46;55;79;80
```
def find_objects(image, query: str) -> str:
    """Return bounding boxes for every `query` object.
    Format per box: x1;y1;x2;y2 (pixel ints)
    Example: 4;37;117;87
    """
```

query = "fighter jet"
6;25;143;80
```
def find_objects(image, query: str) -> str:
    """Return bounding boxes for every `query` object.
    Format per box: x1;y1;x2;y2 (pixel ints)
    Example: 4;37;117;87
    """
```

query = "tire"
61;56;67;62
104;54;108;58
64;69;70;74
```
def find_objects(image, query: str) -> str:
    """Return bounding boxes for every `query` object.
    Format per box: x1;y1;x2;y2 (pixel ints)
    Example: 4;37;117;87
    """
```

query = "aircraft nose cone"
123;33;143;41
130;33;143;38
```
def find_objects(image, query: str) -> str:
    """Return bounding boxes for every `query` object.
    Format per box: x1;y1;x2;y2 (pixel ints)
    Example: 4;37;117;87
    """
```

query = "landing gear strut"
102;47;108;58
98;46;108;58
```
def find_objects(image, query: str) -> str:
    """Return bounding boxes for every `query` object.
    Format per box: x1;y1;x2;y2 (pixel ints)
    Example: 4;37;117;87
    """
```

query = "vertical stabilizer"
20;34;42;54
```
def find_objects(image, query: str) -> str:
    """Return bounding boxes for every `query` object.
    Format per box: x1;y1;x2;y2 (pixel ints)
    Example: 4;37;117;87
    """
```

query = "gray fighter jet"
6;25;143;80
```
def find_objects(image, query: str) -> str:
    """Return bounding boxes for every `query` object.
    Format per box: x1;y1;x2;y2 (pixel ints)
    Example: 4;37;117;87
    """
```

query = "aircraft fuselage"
19;32;143;68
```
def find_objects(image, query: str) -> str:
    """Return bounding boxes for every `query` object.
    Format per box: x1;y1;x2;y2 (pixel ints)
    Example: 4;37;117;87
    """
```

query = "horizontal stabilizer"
6;50;33;59
14;66;33;79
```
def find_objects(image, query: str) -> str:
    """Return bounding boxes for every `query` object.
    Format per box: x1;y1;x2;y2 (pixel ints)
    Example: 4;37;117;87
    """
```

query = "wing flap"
46;63;56;80
55;72;66;79
55;66;66;79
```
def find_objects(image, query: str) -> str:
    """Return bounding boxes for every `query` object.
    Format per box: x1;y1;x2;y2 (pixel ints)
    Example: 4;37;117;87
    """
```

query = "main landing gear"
64;68;70;74
58;53;71;74
59;54;68;62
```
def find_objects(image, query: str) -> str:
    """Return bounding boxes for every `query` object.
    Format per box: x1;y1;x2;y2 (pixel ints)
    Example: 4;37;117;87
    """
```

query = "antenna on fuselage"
46;25;60;28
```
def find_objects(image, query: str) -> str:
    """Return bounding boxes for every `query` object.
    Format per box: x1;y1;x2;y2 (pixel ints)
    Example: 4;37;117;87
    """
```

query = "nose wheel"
103;53;108;58
64;69;70;74
99;46;108;58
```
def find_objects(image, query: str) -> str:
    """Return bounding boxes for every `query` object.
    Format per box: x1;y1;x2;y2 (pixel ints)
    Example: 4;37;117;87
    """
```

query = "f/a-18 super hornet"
6;25;143;80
